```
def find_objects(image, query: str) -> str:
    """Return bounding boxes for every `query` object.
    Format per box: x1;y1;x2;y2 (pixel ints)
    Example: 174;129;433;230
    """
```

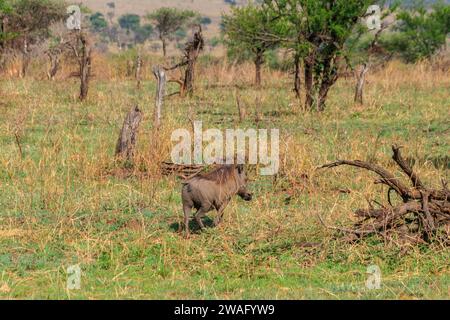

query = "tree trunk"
254;48;264;87
47;52;60;80
135;53;142;89
153;65;166;128
182;27;204;96
0;17;7;50
115;105;143;163
79;32;92;101
161;36;167;57
294;54;301;101
354;63;369;105
184;57;195;95
316;57;338;112
317;82;331;112
304;58;314;110
20;39;29;78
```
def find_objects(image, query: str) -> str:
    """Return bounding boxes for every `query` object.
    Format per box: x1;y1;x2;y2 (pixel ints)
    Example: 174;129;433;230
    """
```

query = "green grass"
0;63;449;299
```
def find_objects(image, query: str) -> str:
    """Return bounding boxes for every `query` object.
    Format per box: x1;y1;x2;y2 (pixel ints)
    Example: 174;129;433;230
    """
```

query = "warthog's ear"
237;164;244;174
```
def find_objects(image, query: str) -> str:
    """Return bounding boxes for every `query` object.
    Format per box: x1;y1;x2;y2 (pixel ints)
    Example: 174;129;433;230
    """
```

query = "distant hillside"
80;0;246;38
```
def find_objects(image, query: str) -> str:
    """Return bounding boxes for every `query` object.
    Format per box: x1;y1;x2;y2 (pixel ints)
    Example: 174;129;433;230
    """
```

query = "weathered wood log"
78;32;92;101
115;106;143;162
152;65;166;128
183;25;204;96
354;63;369;104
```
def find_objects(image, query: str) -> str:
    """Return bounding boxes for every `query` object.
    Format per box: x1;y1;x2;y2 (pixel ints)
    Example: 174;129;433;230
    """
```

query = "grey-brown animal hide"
181;164;252;237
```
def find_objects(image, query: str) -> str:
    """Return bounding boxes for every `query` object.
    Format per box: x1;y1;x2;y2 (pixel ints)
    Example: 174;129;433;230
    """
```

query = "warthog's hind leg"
214;201;230;227
195;208;207;230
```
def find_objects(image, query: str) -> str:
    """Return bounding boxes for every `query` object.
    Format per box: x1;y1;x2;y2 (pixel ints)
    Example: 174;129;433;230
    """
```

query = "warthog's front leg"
183;204;192;238
214;200;230;227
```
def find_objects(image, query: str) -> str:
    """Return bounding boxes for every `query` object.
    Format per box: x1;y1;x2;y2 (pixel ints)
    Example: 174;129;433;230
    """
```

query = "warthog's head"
235;164;253;201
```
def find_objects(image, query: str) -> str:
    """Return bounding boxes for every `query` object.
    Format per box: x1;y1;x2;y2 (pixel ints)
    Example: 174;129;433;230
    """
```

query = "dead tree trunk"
64;31;93;100
153;65;166;128
352;23;391;106
47;51;60;80
162;26;204;97
182;26;204;96
78;32;92;101
115;105;143;162
135;53;142;89
354;63;369;105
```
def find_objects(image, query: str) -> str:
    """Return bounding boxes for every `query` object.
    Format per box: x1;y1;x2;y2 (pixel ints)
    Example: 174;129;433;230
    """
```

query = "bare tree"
66;31;93;101
46;48;60;80
164;26;204;97
182;26;204;95
153;65;166;128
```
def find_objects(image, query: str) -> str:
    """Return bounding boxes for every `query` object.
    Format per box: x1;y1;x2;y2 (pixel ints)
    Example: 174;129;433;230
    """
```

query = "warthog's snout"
242;193;253;201
238;188;253;201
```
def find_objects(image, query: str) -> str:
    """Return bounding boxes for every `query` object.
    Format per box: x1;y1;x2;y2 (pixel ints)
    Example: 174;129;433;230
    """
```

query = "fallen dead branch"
319;145;449;245
161;162;208;180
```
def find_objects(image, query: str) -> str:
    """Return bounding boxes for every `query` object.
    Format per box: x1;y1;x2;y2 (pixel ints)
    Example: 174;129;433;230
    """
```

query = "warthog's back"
182;165;240;211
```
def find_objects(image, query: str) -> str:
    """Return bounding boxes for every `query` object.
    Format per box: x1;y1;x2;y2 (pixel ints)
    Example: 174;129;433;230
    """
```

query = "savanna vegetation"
0;0;449;299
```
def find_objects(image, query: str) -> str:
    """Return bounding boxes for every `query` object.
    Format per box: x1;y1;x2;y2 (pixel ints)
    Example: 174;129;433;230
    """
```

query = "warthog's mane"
197;165;237;185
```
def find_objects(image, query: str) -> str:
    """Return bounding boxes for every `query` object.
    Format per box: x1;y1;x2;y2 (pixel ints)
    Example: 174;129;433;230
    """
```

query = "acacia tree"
119;14;140;32
117;13;153;46
90;12;108;33
0;0;12;41
146;7;199;57
382;2;450;63
264;0;373;111
0;0;12;71
1;0;66;77
222;3;281;87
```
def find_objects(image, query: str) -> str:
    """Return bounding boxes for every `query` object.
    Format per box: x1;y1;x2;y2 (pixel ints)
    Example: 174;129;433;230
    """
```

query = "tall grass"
0;54;448;299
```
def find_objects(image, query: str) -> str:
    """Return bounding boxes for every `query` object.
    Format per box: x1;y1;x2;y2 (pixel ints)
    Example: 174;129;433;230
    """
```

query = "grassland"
0;58;449;299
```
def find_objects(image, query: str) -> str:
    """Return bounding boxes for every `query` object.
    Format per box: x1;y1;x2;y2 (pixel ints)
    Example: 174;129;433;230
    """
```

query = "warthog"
182;164;252;237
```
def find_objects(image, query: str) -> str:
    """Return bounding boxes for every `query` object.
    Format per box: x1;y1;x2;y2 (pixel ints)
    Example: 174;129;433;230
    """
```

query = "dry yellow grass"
0;53;449;299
